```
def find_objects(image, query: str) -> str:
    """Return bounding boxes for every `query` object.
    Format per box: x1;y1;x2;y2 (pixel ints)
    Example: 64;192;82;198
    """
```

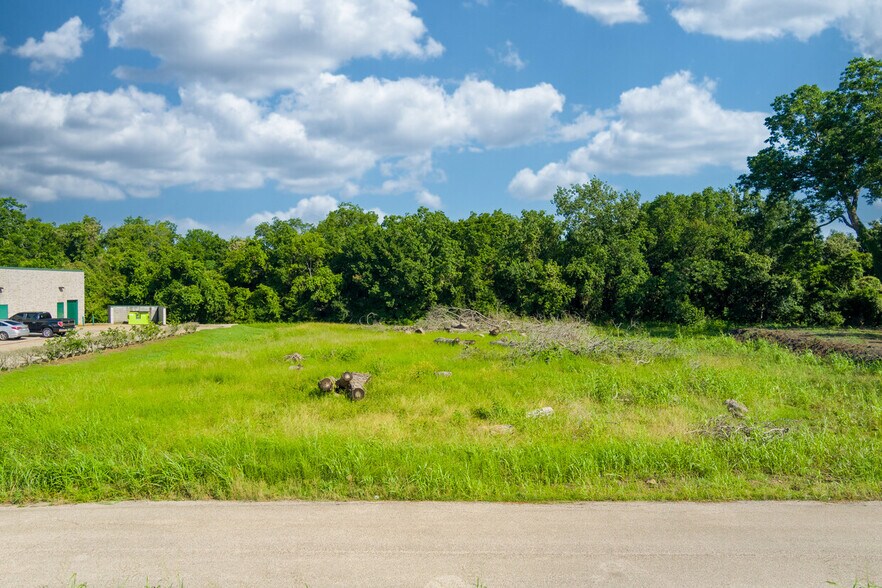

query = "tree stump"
333;371;371;401
318;377;336;393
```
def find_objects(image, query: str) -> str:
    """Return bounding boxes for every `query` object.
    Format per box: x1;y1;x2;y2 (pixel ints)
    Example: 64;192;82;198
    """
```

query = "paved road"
1;501;880;587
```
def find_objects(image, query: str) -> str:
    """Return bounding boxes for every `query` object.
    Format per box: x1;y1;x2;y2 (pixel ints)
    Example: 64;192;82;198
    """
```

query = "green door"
57;302;65;319
66;300;79;325
0;305;7;320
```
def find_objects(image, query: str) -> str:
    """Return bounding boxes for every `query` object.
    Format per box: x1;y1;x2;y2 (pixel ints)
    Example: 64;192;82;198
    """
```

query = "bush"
0;323;201;371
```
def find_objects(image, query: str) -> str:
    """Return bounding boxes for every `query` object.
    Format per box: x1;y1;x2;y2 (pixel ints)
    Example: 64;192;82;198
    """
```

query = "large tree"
740;58;882;262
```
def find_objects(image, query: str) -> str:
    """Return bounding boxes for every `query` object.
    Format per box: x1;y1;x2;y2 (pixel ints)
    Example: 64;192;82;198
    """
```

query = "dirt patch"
731;328;882;363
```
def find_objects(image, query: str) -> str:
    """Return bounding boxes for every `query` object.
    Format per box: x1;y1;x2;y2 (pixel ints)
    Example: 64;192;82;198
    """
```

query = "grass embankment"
1;323;880;502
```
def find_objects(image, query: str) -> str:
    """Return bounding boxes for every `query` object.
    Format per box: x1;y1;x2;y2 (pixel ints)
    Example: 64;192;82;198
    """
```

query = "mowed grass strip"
1;323;880;503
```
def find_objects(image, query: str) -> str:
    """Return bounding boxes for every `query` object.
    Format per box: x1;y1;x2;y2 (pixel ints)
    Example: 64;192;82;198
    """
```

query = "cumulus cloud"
245;195;340;227
292;74;564;151
0;86;375;202
415;190;443;209
377;153;442;195
0;73;563;203
509;72;767;200
14;16;93;71
670;0;882;55
106;0;444;96
555;111;610;142
509;164;590;202
560;0;647;24
559;0;882;55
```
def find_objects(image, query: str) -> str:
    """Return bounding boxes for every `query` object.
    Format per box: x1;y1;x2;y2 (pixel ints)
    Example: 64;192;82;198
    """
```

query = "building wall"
0;267;86;325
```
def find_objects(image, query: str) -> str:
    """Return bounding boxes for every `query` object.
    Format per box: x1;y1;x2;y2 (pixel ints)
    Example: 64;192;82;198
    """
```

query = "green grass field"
1;323;881;503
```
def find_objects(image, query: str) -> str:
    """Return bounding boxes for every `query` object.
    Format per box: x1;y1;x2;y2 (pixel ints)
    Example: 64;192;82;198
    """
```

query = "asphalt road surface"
1;501;880;587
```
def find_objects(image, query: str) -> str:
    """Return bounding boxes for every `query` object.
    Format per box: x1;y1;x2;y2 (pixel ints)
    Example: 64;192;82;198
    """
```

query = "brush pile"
318;371;371;401
416;307;511;335
692;415;794;442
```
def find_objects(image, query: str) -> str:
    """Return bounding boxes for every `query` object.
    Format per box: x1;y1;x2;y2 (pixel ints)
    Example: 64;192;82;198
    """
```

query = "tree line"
2;180;880;326
1;58;880;327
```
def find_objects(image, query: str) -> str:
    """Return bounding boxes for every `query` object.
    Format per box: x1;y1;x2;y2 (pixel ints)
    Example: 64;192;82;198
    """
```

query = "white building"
0;267;86;325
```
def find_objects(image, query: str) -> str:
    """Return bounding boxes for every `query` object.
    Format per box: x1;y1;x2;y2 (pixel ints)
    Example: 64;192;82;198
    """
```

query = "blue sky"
1;0;879;236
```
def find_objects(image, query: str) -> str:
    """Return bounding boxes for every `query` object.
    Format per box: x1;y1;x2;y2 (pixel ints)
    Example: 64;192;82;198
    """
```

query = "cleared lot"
2;323;881;503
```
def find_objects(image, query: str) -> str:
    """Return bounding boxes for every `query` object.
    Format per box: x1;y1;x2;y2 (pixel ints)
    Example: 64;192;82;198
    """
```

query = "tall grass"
1;323;880;502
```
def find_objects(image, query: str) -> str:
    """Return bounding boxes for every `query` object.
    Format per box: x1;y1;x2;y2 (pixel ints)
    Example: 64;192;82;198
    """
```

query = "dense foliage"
3;180;881;326
2;58;880;327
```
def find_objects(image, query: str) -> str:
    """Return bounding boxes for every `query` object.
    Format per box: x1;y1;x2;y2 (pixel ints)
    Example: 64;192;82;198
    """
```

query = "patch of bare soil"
731;328;882;363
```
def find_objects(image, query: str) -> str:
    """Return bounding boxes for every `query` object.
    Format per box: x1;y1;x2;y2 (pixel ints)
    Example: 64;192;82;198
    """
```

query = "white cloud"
0;73;565;203
509;72;767;200
106;0;444;96
560;0;647;24
244;196;386;230
0;86;376;202
246;195;340;228
14;17;92;72
838;2;882;56
491;41;526;71
670;0;882;55
509;164;589;201
415;190;443;209
164;216;211;233
0;37;7;54
559;0;882;55
449;79;565;147
556;110;610;142
378;153;443;195
292;74;565;151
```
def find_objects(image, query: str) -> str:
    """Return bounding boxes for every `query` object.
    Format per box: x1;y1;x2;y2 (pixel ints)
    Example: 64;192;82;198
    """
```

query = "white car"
0;320;31;340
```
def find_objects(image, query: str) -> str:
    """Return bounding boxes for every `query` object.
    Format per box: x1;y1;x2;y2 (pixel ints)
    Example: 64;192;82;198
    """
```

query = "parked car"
9;312;75;338
0;320;30;340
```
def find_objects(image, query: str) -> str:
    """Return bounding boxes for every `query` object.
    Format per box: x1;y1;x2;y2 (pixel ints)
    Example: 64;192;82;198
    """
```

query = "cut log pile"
318;371;371;401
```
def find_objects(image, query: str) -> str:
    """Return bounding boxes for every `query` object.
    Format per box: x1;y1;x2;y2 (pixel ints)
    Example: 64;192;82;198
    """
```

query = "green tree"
642;188;748;322
317;204;383;320
554;178;648;320
179;229;228;271
454;211;519;312
0;197;66;268
740;57;882;273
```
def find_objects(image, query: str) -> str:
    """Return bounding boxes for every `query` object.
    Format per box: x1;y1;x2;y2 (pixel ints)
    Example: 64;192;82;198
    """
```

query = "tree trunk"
347;372;371;390
332;371;371;400
844;191;881;277
318;377;336;393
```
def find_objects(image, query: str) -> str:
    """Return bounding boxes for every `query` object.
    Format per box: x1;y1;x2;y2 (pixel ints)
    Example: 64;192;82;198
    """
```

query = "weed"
2;323;881;502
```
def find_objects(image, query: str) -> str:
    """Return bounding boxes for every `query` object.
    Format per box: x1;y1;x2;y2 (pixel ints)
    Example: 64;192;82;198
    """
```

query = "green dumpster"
128;311;150;325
